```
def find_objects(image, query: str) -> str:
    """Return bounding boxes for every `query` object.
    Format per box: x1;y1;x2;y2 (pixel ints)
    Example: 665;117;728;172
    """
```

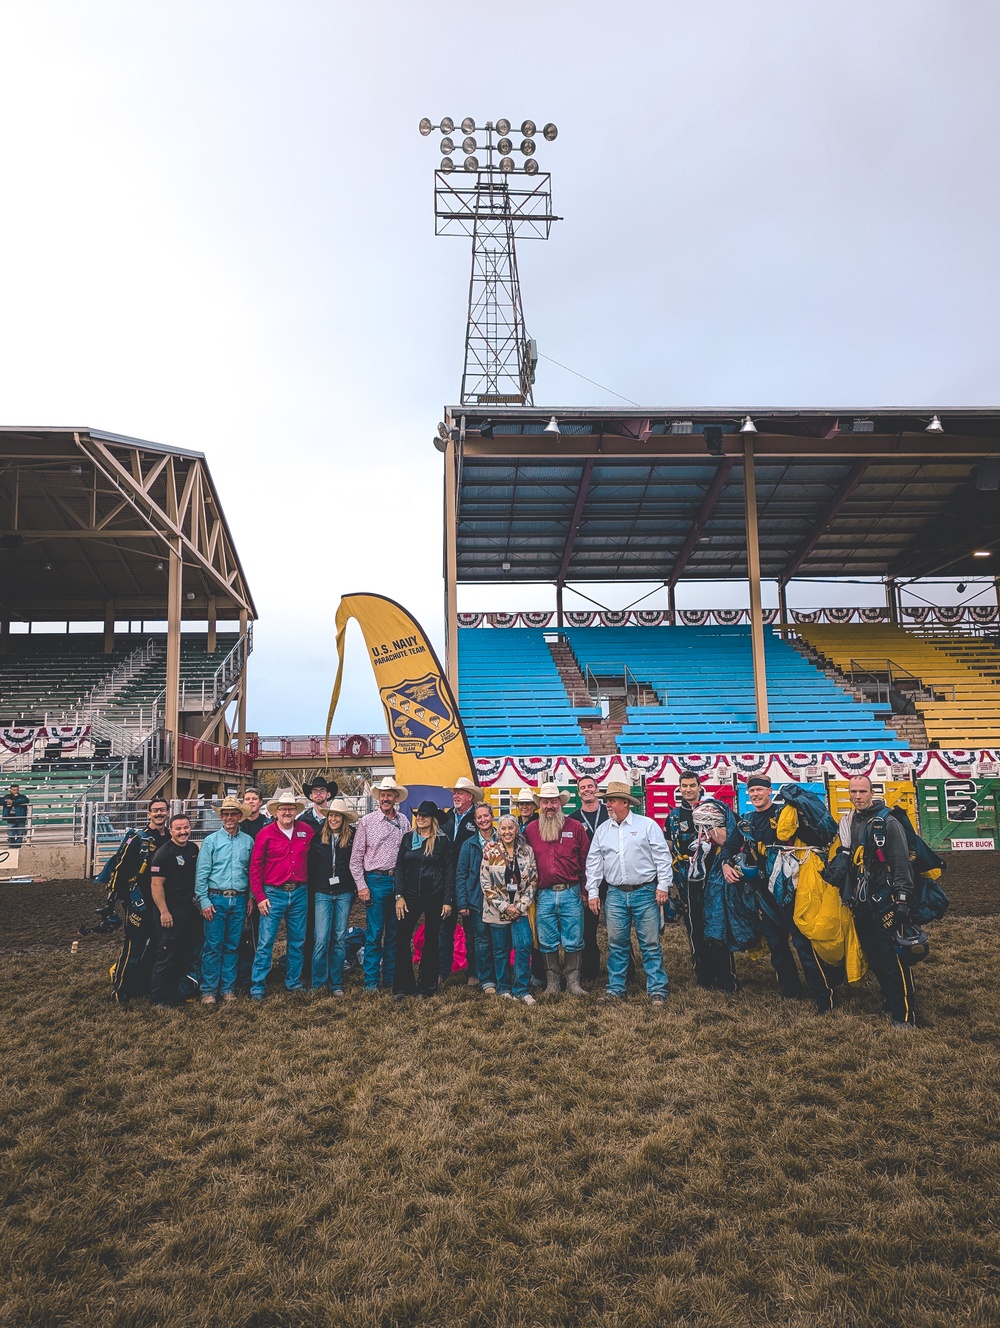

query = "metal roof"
446;408;1000;583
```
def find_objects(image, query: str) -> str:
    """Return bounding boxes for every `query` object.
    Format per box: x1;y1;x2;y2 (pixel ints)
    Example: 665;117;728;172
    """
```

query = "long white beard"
538;809;566;843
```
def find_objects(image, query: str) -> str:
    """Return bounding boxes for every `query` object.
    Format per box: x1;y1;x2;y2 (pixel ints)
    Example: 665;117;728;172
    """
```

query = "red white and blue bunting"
0;725;92;755
461;605;996;628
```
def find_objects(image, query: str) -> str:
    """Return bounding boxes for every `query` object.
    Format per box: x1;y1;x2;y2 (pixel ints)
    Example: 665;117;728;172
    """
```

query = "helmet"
894;916;930;964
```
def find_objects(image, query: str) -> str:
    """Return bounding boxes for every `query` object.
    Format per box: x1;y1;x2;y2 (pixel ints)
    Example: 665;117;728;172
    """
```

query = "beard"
538;808;566;843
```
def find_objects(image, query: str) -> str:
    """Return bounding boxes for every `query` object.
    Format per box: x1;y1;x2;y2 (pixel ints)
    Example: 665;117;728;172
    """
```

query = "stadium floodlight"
497;137;513;155
462;136;477;154
521;120;536;136
461;117;476;135
156;561;164;572
973;549;992;558
524;159;539;176
520;137;536;155
441;156;455;173
419;117;434;136
464;155;479;171
543;415;561;437
440;116;455;134
433;435;448;453
501;560;511;571
496;118;511;135
542;123;558;141
740;415;757;433
926;415;944;433
500;156;515;173
441;136;455;154
437;422;450;440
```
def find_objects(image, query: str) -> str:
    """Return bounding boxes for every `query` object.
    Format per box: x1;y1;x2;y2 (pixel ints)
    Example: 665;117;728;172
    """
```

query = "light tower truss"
419;116;560;406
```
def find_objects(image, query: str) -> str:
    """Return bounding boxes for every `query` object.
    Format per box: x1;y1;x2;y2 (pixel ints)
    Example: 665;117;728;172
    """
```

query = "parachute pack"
867;804;949;927
776;783;839;849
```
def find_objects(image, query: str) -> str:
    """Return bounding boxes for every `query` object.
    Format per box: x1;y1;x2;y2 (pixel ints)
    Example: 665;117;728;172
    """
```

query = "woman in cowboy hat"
392;800;454;1000
308;799;359;995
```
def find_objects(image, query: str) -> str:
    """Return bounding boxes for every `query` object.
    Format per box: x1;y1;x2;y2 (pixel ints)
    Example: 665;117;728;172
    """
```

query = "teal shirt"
195;826;254;906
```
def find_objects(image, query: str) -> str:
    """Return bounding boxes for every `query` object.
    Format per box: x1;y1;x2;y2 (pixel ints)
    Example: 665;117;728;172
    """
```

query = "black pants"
757;895;843;1011
438;909;477;982
150;902;202;1005
580;881;637;985
237;899;260;987
111;898;156;1004
853;901;916;1025
679;878;739;992
396;894;445;995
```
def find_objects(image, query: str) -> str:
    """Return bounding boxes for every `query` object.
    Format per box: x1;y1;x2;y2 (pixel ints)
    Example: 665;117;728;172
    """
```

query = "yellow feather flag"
325;593;475;787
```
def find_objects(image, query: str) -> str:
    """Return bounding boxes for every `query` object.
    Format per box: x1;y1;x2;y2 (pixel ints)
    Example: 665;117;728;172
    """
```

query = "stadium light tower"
419;116;560;405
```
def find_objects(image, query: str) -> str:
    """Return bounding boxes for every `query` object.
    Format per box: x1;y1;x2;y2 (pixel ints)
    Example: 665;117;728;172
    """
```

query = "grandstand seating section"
0;761;126;842
458;629;591;755
796;624;1000;746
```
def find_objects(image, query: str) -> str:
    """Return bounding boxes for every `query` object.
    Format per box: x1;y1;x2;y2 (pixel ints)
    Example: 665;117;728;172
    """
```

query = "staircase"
547;636;623;755
791;637;929;746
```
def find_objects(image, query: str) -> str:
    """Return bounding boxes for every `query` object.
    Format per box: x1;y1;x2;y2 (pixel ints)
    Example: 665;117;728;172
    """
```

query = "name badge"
329;875;340;886
561;831;574;839
296;831;307;838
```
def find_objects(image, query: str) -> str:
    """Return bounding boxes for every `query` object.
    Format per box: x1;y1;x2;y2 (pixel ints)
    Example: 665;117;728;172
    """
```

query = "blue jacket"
456;833;494;911
195;826;254;907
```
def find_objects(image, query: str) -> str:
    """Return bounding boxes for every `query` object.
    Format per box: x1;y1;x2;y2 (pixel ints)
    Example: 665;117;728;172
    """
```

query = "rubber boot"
544;951;562;995
564;951;585;997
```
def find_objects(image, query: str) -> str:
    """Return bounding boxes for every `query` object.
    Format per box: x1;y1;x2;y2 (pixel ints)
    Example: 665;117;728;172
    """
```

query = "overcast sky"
1;1;998;733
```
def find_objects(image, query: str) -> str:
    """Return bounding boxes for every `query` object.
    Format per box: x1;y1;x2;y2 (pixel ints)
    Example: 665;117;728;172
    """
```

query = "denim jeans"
312;892;354;990
535;888;584;953
363;872;396;989
251;885;308;997
604;884;668;997
200;893;247;996
467;906;496;989
490;916;533;997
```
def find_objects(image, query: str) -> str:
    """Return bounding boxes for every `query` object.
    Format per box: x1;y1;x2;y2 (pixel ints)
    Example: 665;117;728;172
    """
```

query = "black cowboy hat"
303;776;339;797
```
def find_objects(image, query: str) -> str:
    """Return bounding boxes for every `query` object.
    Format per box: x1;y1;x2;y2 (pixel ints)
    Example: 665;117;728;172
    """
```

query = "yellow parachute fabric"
793;851;867;982
776;805;799;843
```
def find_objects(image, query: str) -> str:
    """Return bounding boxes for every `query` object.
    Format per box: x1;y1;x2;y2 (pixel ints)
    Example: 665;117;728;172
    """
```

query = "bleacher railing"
249;734;393;760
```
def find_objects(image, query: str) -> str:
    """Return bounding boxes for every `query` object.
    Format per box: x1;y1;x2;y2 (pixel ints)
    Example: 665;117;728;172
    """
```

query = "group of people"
102;766;928;1026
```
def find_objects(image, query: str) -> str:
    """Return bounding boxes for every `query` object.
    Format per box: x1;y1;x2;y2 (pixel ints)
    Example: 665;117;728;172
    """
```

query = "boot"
544;951;562;995
564;951;585;997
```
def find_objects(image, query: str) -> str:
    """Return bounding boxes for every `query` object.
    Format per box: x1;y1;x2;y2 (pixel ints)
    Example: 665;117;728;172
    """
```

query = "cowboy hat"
603;780;642;807
217;796;245;819
371;775;408;800
414;799;443;820
322;797;359;825
515;787;539;805
267;788;308;818
451;775;485;802
303;775;339;798
536;781;571;806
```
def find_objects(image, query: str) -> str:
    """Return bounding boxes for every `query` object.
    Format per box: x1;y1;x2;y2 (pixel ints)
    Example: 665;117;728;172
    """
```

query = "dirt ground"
3;851;994;954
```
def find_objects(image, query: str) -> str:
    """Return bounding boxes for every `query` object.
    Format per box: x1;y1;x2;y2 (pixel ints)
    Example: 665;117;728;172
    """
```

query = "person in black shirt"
393;801;454;1000
106;797;170;1005
236;788;268;986
438;777;483;984
569;776;612;982
149;814;201;1008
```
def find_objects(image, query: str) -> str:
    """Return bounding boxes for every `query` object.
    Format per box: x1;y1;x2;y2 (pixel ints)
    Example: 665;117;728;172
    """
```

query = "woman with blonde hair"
392;800;454;1000
481;814;537;1003
307;799;359;995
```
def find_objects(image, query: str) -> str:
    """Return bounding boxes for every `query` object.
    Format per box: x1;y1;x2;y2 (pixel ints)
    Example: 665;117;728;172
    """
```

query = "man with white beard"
523;783;590;996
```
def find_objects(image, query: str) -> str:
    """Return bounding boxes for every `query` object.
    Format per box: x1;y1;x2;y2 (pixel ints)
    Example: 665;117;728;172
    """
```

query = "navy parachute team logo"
380;674;461;759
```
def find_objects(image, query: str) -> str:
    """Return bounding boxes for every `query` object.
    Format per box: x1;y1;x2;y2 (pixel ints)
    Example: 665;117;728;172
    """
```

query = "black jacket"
569;804;609;842
848;801;913;902
440;807;478;864
307;827;357;897
395;830;455;906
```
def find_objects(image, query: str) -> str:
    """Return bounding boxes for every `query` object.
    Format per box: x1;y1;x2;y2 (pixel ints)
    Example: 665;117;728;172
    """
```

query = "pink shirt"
350;808;411;879
249;820;314;902
524;817;589;890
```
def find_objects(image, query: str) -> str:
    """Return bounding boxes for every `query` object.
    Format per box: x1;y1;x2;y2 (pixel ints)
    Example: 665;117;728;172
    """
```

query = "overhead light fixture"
497;137;513;155
440;117;454;134
69;464;83;474
419;118;433;136
461;117;476;135
520;137;536;156
500;156;515;173
524;159;539;176
521;120;536;137
973;550;992;558
440;157;455;173
542;123;558;141
704;426;724;457
156;561;164;572
926;415;944;433
543;416;561;437
440;136;454;154
740;416;757;434
496;118;511;136
462;136;477;154
501;560;511;571
464;156;479;171
957;583;967;594
43;561;52;571
433;436;448;453
186;592;196;600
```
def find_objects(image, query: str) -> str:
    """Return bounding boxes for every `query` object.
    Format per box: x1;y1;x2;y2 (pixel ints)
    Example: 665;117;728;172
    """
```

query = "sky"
1;1;998;734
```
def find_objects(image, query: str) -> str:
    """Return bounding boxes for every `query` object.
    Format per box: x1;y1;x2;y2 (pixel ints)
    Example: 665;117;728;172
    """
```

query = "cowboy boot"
544;951;562;995
564;951;586;997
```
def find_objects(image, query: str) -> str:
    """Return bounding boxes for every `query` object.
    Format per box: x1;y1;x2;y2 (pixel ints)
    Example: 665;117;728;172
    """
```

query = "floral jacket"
480;836;537;925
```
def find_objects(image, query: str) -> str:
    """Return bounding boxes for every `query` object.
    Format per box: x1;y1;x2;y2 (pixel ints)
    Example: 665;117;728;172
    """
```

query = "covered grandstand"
0;427;256;872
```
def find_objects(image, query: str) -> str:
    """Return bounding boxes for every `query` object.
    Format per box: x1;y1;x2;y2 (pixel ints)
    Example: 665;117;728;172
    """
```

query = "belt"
605;879;657;894
367;870;395;878
267;881;305;891
540;882;580;892
208;889;246;898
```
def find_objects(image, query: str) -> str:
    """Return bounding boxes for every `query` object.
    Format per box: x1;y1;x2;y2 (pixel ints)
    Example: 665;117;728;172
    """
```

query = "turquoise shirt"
195;826;254;906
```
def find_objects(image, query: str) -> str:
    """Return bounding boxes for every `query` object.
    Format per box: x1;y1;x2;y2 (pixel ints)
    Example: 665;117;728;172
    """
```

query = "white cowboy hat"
603;780;642;807
267;788;308;818
451;775;485;802
516;787;539;806
322;797;359;825
371;775;408;800
536;781;571;806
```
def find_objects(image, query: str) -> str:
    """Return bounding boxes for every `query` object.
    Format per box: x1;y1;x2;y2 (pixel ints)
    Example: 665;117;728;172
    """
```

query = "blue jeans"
363;872;396;990
535;888;584;953
200;893;247;996
490;916;533;997
605;884;668;997
251;885;308;997
312;892;354;990
467;906;496;988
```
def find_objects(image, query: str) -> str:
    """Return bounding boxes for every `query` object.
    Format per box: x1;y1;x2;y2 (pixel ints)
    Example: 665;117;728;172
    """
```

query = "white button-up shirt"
585;810;673;899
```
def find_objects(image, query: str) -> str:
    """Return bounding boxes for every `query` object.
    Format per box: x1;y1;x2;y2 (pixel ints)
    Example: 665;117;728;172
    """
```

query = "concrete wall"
0;844;87;879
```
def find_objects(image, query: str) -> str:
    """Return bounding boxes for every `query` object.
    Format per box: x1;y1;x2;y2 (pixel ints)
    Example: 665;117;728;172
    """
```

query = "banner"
326;593;475;787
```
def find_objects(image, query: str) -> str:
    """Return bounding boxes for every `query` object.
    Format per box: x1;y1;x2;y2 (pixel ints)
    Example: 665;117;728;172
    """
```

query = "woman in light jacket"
481;814;537;1003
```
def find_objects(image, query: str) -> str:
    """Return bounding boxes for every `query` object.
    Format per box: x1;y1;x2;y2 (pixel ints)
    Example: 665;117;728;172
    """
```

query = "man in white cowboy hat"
195;796;253;1004
439;775;486;984
523;782;590;996
248;789;314;1001
585;781;673;1006
350;775;410;992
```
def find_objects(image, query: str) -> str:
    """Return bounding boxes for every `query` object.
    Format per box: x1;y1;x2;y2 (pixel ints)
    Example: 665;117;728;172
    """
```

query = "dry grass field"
1;863;998;1328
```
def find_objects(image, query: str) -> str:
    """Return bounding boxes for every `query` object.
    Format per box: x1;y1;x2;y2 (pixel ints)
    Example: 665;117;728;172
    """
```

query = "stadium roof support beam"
744;439;769;734
778;460;870;583
668;458;734;587
443;433;459;696
555;460;594;621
